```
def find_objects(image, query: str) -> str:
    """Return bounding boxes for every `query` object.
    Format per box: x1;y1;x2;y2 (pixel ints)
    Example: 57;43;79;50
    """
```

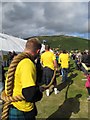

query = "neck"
24;49;35;56
45;50;49;52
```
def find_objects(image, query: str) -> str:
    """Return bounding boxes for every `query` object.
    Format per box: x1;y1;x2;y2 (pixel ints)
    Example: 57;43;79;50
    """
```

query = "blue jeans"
61;68;68;82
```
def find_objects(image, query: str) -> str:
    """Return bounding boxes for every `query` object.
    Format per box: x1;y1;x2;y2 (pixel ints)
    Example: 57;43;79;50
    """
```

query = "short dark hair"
45;44;50;50
26;38;41;52
63;50;67;53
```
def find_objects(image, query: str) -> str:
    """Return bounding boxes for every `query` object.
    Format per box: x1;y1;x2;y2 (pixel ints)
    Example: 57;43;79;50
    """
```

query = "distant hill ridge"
25;35;89;51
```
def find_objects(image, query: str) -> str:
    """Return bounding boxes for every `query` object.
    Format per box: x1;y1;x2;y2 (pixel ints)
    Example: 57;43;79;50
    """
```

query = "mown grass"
36;59;89;119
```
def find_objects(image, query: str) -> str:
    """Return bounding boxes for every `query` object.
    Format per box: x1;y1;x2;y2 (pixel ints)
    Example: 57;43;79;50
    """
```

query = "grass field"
0;59;90;119
36;59;90;119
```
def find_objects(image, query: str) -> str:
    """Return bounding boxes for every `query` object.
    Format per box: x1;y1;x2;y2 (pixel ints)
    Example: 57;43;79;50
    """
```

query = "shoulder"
48;51;54;55
18;58;34;67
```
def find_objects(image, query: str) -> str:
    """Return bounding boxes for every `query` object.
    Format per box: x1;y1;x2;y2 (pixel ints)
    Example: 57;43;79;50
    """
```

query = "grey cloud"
2;0;90;2
0;2;2;32
43;2;88;32
1;2;88;38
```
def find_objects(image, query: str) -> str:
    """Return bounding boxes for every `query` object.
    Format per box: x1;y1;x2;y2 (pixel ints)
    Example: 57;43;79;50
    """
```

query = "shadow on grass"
46;77;82;120
49;79;73;96
56;80;73;92
50;72;77;96
68;73;78;80
56;71;78;91
46;93;82;120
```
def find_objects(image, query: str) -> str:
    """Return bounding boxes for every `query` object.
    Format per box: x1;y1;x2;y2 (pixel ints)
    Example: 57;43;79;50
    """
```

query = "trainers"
87;96;90;101
54;88;59;94
46;89;49;96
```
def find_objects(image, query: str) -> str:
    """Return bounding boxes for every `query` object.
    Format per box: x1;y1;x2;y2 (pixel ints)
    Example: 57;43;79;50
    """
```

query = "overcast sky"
0;0;90;39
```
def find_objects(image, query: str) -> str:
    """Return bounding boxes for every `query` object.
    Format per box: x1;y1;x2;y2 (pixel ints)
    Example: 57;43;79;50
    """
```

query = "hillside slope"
26;35;89;51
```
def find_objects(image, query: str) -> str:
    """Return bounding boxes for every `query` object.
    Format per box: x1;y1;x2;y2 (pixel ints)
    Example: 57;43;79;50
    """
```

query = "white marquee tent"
0;33;46;53
0;33;26;53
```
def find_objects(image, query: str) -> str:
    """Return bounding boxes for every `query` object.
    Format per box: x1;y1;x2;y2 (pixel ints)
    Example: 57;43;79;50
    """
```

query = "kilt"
8;105;36;120
9;107;25;120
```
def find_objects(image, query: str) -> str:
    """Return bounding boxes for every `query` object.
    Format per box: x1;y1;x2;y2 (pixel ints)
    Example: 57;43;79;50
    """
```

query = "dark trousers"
87;87;90;95
42;67;54;85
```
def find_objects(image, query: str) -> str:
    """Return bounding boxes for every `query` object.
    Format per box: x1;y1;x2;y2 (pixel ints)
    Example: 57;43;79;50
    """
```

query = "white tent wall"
0;33;27;67
0;33;46;66
0;33;45;54
0;33;26;53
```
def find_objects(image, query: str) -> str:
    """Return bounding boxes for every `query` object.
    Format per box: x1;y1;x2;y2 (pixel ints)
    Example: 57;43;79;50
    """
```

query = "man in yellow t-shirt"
5;38;43;120
58;50;69;82
41;45;58;96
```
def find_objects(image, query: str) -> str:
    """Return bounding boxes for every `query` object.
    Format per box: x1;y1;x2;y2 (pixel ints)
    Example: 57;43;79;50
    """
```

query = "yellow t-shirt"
58;53;69;68
5;58;36;112
41;51;56;70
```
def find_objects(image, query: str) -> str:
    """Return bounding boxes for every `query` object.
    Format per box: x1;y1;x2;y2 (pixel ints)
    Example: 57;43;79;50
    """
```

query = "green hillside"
26;35;89;51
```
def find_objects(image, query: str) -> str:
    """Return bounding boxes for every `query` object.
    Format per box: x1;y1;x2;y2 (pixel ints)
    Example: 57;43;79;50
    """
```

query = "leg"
42;67;46;85
45;68;54;85
45;68;54;96
65;68;68;81
61;68;66;82
87;87;90;96
86;87;90;101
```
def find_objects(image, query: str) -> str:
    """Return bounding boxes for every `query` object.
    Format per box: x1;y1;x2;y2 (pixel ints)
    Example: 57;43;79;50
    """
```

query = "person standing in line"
4;38;43;120
41;44;59;96
58;50;69;82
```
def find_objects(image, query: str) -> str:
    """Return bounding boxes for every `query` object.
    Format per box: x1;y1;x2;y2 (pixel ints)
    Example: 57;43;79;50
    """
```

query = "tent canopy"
0;33;46;55
0;33;26;52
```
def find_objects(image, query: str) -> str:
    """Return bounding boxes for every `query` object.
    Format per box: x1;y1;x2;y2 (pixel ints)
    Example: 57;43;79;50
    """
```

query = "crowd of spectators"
1;47;90;99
